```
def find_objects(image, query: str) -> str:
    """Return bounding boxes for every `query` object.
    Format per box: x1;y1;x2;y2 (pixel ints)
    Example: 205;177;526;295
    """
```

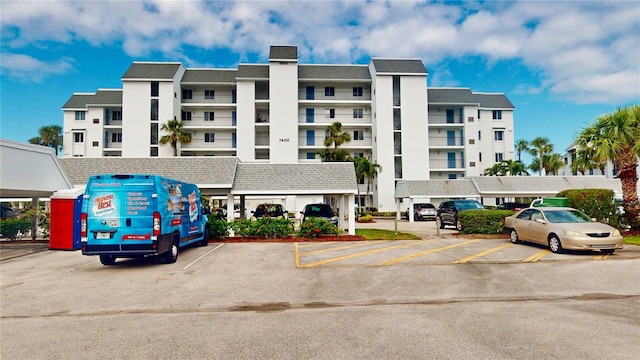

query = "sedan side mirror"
535;218;546;224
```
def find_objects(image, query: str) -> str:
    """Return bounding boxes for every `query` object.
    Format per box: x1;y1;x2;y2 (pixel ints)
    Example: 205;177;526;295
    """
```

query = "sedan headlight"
564;229;586;237
612;229;621;237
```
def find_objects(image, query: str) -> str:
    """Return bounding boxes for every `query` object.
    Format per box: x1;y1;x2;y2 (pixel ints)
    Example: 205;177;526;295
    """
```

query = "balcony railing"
428;136;465;147
299;136;372;147
429;159;466;169
429;115;465;124
298;113;371;124
104;119;123;126
182;139;235;149
182;116;236;127
299;89;372;101
182;94;236;104
103;142;122;149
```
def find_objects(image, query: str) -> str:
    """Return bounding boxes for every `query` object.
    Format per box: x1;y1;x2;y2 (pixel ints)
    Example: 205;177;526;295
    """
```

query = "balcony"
428;135;465;147
182;116;236;127
298;113;371;125
182;139;235;149
181;93;236;105
299;136;372;148
429;114;465;125
103;141;122;149
104;119;122;127
298;89;372;102
429;159;466;170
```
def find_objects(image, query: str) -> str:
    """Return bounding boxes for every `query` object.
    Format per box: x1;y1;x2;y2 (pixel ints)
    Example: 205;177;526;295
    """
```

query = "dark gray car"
437;199;485;230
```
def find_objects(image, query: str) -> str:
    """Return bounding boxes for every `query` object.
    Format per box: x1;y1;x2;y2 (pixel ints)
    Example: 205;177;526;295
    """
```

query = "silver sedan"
503;207;624;254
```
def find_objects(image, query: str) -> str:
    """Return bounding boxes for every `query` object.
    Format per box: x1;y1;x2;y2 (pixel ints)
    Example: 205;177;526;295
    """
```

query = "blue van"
81;174;209;265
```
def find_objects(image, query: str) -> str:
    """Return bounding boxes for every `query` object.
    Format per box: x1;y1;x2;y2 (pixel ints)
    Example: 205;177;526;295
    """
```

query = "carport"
58;157;358;235
395;176;625;222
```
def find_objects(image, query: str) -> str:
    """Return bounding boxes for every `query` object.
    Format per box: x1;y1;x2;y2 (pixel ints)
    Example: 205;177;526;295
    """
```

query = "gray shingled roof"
236;64;269;79
59;157;239;189
299;65;371;81
396;176;624;199
62;93;95;109
181;69;237;83
371;59;427;75
428;88;514;109
122;62;182;80
87;90;122;106
269;46;298;60
232;163;357;195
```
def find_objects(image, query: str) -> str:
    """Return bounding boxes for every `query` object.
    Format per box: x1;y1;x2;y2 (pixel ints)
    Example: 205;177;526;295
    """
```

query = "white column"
348;194;355;235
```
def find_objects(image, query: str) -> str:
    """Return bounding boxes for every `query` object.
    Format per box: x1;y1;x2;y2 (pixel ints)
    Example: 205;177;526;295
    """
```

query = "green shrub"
297;217;340;238
207;217;230;240
556;189;622;227
0;218;31;240
459;209;513;234
230;218;294;239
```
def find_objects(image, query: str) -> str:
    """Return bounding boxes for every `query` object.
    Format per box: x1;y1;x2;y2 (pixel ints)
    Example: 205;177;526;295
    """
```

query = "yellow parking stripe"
452;243;513;264
593;254;610;260
296;242;339;249
522;249;551;262
299;241;390;256
298;240;433;268
377;239;480;266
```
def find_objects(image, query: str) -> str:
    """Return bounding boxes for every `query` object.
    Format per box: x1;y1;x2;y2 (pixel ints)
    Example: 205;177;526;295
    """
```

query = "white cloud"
0;53;74;82
1;0;638;104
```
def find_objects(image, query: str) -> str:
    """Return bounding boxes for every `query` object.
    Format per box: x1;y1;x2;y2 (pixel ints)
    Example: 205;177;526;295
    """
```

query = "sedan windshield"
305;205;335;217
544;209;592;223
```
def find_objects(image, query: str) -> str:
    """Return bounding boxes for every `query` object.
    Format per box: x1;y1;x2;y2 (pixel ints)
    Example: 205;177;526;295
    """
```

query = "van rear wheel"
200;228;209;247
163;238;179;264
99;255;116;265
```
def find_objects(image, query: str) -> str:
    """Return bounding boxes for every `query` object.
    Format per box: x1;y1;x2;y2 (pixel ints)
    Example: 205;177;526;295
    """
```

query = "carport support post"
347;194;355;235
227;193;235;236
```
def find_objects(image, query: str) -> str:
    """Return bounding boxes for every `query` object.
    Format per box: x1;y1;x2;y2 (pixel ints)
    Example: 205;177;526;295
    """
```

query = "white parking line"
65;261;97;273
182;244;224;270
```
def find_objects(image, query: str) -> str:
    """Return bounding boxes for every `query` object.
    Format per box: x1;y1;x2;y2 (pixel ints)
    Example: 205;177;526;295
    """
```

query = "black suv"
437;199;485;230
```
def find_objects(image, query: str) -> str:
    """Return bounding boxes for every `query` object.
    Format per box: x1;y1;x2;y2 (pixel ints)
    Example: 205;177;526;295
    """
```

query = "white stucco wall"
236;80;256;161
371;75;395;211
269;61;298;163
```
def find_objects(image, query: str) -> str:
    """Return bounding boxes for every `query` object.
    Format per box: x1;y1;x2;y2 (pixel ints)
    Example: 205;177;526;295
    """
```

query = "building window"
181;111;192;121
324;87;335;97
73;133;84;143
492;110;502;120
306;152;315;160
112;111;122;121
495;152;504;162
151;82;159;97
205;112;214;121
151;123;158;145
204;90;215;99
182;89;193;100
478;109;481;119
478;131;481;140
353;152;364;158
111;133;122;143
150;147;158;157
494;131;504;141
92;141;99;147
353;130;364;141
205;133;215;142
479;153;482;162
328;109;335;119
353;87;363;97
151;99;158;121
353;109;363;118
75;111;86;121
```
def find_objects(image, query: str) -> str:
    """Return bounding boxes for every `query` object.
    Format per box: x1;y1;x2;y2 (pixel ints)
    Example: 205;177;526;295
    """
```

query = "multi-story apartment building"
61;45;514;212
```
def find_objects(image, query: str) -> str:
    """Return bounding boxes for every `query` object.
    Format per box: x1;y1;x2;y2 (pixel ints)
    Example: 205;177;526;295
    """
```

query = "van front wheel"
163;238;179;264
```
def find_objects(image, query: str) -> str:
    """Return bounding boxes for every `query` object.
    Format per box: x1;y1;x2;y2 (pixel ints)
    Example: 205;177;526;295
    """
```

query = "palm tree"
483;162;507;176
576;105;640;229
504;159;529;176
159;119;191;156
29;125;63;155
543;153;564;175
515;139;529;162
357;157;382;208
529;137;553;176
322;122;351;161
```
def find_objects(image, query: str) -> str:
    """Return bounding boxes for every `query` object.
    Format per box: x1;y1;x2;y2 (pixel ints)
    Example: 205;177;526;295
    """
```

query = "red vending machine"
49;188;85;250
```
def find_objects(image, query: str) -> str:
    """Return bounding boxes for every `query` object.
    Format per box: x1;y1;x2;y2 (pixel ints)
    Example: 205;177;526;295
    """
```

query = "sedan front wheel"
548;235;563;254
509;229;521;244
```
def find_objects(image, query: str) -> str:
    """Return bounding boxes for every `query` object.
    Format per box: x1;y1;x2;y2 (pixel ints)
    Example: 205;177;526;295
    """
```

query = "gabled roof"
62;93;96;109
299;65;371;81
232;163;357;195
370;59;427;75
236;64;269;80
269;45;298;61
122;62;182;80
428;88;514;109
396;176;625;199
87;89;122;106
59;157;239;189
181;69;237;83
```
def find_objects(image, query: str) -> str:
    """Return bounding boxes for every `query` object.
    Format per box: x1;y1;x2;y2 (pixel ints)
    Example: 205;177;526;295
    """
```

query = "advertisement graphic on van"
81;174;209;265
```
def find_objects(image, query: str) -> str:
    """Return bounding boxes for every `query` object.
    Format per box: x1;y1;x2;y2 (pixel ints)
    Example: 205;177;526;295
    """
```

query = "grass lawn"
355;228;421;240
624;236;640;246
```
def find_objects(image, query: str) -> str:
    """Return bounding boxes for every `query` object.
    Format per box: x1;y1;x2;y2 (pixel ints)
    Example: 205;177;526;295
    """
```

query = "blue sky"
1;0;639;164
